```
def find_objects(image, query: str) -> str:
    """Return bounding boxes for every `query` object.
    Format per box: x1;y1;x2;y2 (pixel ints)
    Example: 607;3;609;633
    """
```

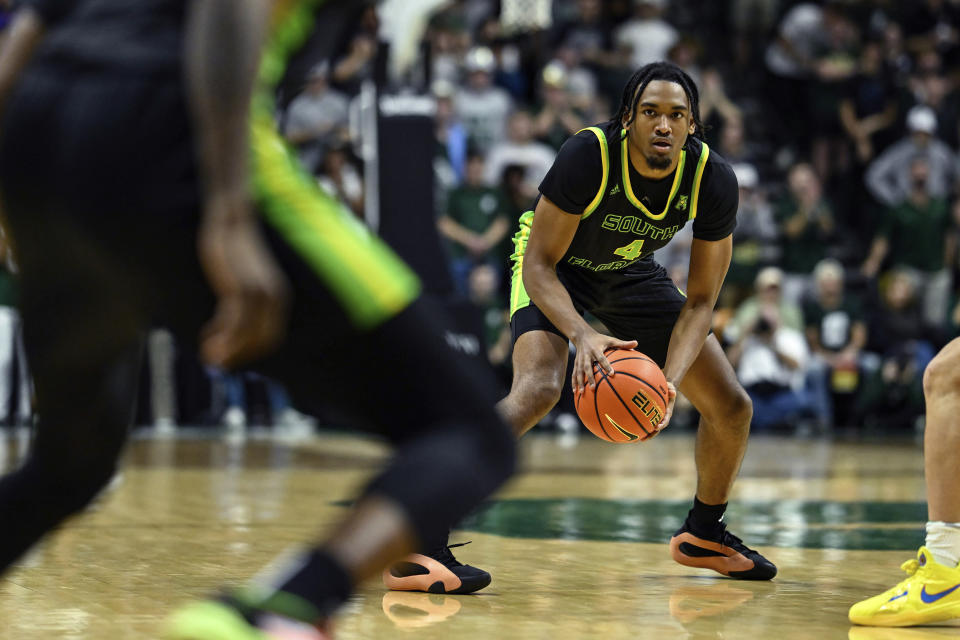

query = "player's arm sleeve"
691;159;738;241
537;131;603;215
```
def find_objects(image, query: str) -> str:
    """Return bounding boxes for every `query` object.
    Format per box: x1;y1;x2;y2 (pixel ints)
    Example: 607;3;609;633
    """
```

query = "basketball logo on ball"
574;348;669;443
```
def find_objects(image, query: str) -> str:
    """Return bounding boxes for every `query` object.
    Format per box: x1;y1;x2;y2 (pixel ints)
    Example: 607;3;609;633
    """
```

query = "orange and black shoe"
669;519;777;580
383;541;491;594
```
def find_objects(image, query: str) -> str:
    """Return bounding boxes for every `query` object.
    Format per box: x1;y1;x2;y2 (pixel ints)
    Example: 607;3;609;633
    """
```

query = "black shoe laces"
429;541;471;569
718;527;753;554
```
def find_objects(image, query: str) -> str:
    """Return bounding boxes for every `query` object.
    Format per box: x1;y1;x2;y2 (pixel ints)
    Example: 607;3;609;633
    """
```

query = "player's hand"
198;191;289;369
643;381;677;440
570;329;638;395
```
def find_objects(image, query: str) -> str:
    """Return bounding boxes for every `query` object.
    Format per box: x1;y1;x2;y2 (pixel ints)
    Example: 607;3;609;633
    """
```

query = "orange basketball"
574;348;669;443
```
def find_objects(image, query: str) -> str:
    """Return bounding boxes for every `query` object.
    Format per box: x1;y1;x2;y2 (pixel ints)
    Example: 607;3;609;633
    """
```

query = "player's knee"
524;376;563;417
721;387;753;431
924;345;960;400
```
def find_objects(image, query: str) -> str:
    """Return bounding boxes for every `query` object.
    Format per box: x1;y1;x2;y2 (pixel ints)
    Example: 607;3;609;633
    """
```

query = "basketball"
574;348;669;443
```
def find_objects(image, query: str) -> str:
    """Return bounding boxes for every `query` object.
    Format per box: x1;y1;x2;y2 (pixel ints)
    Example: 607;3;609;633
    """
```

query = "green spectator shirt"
445;186;509;259
803;296;864;352
879;197;950;272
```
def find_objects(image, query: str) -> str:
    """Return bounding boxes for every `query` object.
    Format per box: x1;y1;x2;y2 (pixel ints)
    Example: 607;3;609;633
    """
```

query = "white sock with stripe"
925;521;960;567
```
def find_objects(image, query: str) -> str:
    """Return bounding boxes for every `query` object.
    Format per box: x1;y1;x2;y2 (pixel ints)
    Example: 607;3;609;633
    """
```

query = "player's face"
623;80;695;172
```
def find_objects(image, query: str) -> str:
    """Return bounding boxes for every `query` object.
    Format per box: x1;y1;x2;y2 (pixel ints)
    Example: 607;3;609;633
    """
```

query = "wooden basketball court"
0;428;954;639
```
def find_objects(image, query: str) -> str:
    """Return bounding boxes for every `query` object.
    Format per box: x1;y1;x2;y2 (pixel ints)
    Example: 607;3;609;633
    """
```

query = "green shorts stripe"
509;210;535;317
250;106;420;330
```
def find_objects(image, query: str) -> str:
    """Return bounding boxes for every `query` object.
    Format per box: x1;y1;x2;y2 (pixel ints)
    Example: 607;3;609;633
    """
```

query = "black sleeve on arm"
17;0;75;25
537;130;603;215
691;158;738;241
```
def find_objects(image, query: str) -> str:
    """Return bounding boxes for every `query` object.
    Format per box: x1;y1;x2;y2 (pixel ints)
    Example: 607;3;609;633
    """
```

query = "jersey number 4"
613;239;645;260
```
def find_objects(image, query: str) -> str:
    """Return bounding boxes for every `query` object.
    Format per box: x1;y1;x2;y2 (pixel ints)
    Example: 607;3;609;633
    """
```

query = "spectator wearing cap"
724;267;821;432
614;0;679;70
724;267;805;345
455;46;514;153
865;105;960;207
532;62;587;151
283;62;350;172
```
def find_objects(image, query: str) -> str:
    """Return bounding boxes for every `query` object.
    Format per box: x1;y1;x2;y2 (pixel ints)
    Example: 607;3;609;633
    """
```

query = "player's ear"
688;123;696;136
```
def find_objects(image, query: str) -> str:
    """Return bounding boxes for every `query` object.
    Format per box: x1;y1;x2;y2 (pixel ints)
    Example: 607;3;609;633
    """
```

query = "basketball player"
388;62;775;590
849;337;960;626
0;1;515;638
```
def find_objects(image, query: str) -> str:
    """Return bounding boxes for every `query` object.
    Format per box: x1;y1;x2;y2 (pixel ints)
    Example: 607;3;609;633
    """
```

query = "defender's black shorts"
510;258;686;367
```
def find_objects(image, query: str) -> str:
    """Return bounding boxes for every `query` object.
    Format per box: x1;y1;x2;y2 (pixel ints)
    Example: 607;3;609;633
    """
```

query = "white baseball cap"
732;163;759;189
907;105;937;134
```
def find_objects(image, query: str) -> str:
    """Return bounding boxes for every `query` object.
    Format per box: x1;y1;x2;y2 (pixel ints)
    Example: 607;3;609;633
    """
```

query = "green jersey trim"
621;130;686;221
249;0;420;330
579;127;609;220
689;141;710;221
509;211;535;316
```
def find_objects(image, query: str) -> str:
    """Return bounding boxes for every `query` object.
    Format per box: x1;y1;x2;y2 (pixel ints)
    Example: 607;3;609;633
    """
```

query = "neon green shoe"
164;595;333;640
849;547;960;627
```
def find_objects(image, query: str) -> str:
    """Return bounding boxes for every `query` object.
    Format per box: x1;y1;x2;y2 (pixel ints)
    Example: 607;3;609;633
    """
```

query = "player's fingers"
571;358;583;394
576;356;593;391
613;339;638;350
597;353;614;376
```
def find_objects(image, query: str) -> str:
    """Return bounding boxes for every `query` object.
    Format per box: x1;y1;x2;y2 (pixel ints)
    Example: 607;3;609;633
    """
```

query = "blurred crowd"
3;0;960;435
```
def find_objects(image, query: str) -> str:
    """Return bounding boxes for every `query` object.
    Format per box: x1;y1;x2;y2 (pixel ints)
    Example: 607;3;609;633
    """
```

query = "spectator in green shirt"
438;150;511;296
862;156;953;328
776;162;838;305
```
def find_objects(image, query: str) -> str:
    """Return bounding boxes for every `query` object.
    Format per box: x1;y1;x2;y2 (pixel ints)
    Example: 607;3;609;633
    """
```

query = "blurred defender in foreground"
0;1;515;638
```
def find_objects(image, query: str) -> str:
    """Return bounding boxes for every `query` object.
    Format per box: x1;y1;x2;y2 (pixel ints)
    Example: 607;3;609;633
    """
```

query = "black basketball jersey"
557;120;711;273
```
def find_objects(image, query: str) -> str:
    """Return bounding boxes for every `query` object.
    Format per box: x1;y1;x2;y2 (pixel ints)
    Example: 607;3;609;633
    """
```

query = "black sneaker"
669;519;777;580
383;541;492;594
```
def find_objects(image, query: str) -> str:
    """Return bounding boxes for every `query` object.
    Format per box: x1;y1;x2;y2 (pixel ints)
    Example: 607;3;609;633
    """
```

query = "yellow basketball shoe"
849;547;960;627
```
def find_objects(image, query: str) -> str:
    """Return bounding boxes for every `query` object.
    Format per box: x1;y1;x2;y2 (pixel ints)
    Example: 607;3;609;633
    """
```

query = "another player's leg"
0;85;148;574
168;298;517;638
166;118;516;636
669;335;777;580
383;325;568;594
849;338;960;627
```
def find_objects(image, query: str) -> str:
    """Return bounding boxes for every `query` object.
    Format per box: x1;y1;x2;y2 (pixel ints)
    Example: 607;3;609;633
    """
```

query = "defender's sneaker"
669;519;777;580
849;546;960;627
165;592;333;640
383;541;491;594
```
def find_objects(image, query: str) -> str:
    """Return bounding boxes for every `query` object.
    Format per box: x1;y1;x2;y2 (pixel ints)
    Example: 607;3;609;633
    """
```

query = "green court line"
456;499;928;551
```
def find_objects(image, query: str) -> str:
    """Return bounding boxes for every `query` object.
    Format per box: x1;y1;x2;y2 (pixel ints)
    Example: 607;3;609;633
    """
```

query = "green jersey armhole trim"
689;142;710;221
579;127;609;220
621;130;685;221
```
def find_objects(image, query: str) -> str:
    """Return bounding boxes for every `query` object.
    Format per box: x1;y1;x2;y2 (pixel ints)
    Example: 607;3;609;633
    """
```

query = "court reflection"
668;580;755;623
380;592;464;630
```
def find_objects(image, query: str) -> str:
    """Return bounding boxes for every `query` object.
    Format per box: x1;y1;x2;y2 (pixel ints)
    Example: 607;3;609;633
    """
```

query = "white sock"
925;521;960;567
